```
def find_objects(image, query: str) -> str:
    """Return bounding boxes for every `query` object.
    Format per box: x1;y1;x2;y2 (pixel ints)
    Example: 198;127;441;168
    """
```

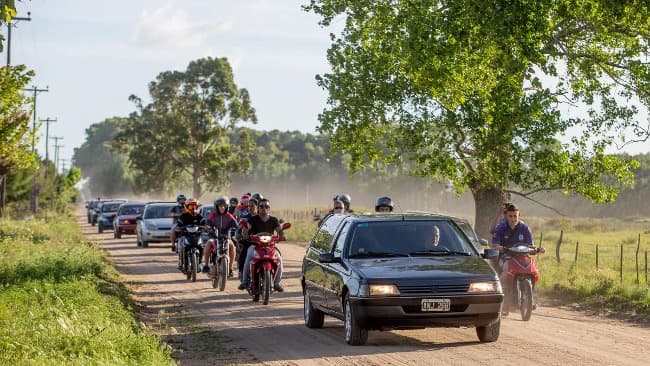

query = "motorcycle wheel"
262;269;271;305
519;278;534;321
218;258;228;292
190;250;199;282
252;272;260;302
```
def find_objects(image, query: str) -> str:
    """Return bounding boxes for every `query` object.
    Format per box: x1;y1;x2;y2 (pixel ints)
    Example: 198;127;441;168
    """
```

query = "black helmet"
375;196;394;212
250;192;264;202
229;197;239;206
176;194;187;203
214;196;228;212
336;193;351;210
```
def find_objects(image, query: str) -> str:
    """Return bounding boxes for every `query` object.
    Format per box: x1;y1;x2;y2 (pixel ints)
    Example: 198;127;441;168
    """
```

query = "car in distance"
96;200;127;233
301;212;503;345
198;204;214;219
136;202;176;248
85;199;96;223
113;201;145;239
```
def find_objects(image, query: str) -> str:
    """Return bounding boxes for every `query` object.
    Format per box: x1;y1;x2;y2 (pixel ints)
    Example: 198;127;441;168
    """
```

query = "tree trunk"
471;186;507;243
192;164;202;200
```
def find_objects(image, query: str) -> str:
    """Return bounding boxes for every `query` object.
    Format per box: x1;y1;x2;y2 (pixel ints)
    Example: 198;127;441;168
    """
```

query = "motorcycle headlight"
468;281;501;293
145;223;156;230
258;235;272;244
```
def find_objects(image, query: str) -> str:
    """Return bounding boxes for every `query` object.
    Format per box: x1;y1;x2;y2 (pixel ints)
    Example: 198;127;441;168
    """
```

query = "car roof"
339;211;455;222
119;201;145;206
145;201;176;206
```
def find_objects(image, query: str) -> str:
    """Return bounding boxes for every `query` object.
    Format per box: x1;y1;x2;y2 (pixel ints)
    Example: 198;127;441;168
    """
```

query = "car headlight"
468;281;501;293
369;284;400;296
145;223;156;230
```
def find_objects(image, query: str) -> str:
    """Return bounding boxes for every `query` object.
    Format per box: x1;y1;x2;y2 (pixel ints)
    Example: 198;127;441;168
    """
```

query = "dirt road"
78;211;650;365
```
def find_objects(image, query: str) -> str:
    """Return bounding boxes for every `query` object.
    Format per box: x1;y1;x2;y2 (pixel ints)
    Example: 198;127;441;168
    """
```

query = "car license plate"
421;299;450;312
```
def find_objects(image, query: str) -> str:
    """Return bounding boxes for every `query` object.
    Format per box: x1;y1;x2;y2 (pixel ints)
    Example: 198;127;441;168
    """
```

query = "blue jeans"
242;245;283;287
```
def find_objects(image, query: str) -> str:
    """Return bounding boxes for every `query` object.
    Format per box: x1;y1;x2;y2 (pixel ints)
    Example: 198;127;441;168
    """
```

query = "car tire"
476;317;500;342
98;225;103;234
344;294;368;345
304;289;324;328
142;240;149;248
115;231;122;239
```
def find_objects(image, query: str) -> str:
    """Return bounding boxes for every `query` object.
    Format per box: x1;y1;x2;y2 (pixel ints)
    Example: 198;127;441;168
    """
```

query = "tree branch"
507;190;568;216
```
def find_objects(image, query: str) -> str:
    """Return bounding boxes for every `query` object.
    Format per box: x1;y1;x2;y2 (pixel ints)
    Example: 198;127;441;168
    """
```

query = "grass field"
0;211;174;365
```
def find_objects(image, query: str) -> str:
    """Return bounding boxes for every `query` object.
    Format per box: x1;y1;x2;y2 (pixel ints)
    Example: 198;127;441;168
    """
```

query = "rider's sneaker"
532;303;538;310
501;311;509;316
176;261;183;270
238;271;242;280
273;284;284;292
171;244;176;252
238;282;247;290
228;270;234;278
200;263;209;273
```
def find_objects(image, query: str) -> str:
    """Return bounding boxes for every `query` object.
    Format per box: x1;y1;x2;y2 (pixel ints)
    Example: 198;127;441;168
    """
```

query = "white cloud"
130;3;230;49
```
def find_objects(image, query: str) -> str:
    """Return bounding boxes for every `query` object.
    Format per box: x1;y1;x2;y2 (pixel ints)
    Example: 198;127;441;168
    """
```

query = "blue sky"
3;0;649;171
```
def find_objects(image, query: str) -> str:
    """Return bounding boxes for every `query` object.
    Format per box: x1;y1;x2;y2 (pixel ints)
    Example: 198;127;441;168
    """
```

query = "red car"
113;202;145;239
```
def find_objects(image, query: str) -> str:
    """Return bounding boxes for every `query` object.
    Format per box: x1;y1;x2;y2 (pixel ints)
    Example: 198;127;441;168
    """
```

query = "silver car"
136;202;176;248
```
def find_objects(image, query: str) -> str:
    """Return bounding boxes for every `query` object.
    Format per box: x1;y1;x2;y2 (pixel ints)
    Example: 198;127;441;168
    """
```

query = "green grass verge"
0;212;174;365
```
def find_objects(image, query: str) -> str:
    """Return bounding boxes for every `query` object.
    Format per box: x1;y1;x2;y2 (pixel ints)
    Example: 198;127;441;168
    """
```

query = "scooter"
248;222;291;305
499;244;545;321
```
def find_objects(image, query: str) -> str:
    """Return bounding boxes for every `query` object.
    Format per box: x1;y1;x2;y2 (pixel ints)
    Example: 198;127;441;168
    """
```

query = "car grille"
398;284;470;294
157;227;171;231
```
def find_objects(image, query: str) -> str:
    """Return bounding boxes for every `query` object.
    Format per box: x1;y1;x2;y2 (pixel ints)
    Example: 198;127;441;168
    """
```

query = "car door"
303;215;344;310
323;221;351;316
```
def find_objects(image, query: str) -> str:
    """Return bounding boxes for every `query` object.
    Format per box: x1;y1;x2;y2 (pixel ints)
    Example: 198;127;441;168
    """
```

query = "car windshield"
200;206;214;216
456;220;478;243
144;205;174;219
348;220;476;258
119;205;144;215
101;203;122;212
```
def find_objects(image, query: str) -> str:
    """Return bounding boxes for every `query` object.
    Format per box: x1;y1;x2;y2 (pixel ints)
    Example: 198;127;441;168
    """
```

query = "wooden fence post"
620;244;624;283
646;250;648;284
555;229;563;263
596;244;599;269
635;233;641;285
574;241;579;262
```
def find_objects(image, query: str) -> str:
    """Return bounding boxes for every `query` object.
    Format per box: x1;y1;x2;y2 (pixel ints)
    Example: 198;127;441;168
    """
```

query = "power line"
41;117;57;163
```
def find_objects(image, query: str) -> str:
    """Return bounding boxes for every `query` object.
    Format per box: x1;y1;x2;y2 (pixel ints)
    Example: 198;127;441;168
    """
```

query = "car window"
119;205;144;215
456;220;478;243
347;220;475;257
101;203;122;212
332;222;350;257
310;216;342;251
144;205;174;219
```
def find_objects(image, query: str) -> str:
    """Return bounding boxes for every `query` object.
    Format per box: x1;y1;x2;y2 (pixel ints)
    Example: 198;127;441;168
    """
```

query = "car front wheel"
344;295;367;345
303;289;324;328
476;317;500;342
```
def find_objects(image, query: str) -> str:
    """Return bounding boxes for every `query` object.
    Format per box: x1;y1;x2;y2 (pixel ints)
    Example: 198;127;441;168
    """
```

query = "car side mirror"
136;216;142;221
318;252;341;264
479;238;489;246
482;248;499;259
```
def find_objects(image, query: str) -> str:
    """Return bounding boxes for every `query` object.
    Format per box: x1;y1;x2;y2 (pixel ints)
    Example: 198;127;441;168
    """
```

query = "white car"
136;202;176;248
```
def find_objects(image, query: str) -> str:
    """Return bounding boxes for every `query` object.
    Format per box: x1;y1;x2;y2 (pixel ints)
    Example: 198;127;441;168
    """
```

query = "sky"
2;0;649;173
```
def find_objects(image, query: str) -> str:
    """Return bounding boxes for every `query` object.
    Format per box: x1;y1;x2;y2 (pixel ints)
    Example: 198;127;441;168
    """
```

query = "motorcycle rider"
170;194;187;252
374;196;395;212
234;193;251;220
176;198;206;272
492;203;542;312
236;198;259;280
336;193;353;213
238;198;286;292
228;197;239;215
201;196;238;277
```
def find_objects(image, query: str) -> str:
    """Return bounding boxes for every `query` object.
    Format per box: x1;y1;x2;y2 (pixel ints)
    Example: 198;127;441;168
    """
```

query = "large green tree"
305;0;650;238
115;57;257;199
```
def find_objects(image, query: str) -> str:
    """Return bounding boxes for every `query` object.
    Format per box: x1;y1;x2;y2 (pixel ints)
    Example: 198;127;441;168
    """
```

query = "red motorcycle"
248;222;291;305
499;244;545;321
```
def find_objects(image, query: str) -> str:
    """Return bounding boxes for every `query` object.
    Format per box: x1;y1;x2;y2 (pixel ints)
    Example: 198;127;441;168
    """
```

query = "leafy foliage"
114;57;257;199
305;0;650;237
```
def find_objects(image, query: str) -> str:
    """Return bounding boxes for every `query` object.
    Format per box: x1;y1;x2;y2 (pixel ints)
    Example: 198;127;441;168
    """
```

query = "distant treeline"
71;117;649;217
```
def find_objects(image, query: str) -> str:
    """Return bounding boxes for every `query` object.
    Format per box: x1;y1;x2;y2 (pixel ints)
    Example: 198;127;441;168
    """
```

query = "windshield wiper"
409;249;471;256
350;251;410;258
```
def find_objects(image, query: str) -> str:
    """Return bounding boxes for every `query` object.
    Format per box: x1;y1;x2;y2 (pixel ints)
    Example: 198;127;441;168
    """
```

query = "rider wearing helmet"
201;196;238;276
336;193;352;212
170;194;187;252
250;192;264;203
375;196;395;212
234;193;251;220
228;197;239;215
176;198;206;272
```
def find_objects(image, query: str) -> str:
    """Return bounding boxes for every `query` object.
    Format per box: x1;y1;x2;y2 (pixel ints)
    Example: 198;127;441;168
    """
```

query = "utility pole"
1;12;32;218
53;141;64;174
41;117;57;179
60;159;68;174
25;85;49;214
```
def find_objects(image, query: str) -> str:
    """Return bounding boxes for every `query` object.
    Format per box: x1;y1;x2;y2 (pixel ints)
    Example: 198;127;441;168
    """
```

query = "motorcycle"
247;222;291;305
179;224;203;282
207;229;231;291
499;244;545;321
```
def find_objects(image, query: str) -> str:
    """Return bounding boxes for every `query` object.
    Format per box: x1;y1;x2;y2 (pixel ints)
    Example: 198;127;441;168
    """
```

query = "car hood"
143;218;173;226
351;256;496;282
